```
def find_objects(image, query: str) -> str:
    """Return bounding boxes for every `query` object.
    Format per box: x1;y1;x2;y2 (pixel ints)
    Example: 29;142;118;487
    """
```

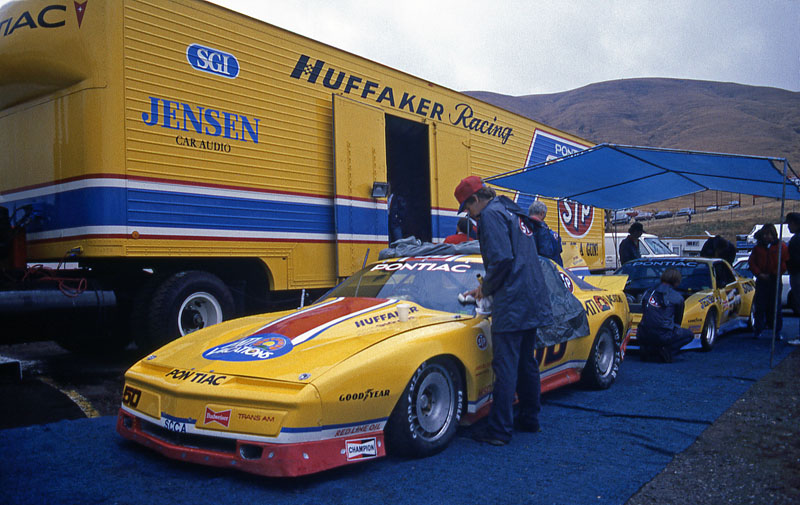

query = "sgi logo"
186;43;240;79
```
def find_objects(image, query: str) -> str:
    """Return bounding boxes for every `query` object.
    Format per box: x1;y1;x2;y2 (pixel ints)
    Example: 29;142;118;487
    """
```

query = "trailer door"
332;95;387;278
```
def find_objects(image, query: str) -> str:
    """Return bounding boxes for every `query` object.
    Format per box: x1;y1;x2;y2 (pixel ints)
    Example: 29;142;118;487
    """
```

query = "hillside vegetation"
465;78;800;238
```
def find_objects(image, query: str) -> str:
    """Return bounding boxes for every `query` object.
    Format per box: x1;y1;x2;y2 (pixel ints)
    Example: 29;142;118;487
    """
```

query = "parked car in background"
611;210;631;225
654;211;673;219
706;205;719;212
605;232;678;270
676;207;696;217
634;211;653;221
618;257;756;351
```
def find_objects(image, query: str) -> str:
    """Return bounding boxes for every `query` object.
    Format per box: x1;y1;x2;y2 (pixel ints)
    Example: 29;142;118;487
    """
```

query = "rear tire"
701;310;718;351
581;320;622;390
136;271;235;352
386;358;463;457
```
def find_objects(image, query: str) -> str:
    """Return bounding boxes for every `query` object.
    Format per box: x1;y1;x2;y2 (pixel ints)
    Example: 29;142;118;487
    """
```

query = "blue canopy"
487;144;799;209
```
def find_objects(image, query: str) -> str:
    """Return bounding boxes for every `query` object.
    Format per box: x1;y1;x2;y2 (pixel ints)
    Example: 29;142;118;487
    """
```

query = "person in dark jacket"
700;235;737;265
455;176;554;446
748;223;788;339
528;200;563;266
619;222;644;265
785;214;800;345
637;268;694;363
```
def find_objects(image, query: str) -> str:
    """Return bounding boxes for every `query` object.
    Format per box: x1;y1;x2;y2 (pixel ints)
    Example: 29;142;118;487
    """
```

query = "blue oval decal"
186;43;240;79
202;333;293;362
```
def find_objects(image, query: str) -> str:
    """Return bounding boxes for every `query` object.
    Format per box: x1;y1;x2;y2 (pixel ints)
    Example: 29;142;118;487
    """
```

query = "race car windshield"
617;260;712;297
323;260;485;314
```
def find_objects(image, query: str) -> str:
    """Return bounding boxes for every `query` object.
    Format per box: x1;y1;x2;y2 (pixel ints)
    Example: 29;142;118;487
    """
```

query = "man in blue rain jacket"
455;176;554;446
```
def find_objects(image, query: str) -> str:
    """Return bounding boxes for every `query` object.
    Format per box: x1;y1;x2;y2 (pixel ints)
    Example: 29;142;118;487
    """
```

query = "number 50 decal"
122;385;142;408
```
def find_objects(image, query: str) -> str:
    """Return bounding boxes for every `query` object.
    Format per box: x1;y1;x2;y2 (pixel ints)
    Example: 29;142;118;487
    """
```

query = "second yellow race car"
118;252;629;477
616;257;756;351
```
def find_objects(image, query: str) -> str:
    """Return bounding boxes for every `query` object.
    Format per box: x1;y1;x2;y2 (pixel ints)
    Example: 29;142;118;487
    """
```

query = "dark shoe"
514;419;541;433
471;429;508;446
658;347;673;363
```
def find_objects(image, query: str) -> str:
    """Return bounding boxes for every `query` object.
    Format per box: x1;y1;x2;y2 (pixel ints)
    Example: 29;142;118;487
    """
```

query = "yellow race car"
117;254;629;477
617;257;756;351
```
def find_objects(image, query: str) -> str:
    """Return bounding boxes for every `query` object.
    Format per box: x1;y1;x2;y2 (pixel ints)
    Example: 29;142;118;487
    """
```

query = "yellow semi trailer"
0;0;604;351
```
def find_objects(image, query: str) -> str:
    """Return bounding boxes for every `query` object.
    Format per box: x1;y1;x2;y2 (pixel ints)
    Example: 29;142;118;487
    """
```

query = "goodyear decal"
290;54;513;145
339;389;390;402
203;297;394;362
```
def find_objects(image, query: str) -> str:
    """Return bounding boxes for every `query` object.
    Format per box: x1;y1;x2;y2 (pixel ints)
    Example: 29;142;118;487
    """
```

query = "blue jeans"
487;329;541;441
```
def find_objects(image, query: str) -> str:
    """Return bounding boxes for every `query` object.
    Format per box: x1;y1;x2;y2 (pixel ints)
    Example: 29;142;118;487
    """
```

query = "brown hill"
465;78;800;236
466;78;800;164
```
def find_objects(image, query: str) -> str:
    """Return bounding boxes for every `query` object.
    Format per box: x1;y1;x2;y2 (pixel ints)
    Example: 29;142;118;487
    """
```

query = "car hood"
140;297;462;383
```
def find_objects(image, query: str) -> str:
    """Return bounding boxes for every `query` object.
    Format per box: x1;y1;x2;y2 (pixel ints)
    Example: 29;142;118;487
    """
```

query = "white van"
604;232;678;270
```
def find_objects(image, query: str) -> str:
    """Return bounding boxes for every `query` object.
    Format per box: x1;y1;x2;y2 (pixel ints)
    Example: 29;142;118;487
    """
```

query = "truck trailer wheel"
137;271;235;351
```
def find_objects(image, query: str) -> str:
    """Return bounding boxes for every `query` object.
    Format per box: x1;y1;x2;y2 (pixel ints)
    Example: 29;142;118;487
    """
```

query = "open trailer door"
332;95;387;278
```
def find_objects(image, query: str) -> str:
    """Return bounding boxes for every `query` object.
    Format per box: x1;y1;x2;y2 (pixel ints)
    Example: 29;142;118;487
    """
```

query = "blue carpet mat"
1;326;795;505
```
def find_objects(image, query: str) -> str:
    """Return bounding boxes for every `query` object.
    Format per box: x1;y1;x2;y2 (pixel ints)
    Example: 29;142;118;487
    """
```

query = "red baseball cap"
455;176;484;212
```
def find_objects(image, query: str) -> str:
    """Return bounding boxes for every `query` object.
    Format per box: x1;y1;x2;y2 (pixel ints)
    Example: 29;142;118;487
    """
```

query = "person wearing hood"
637;268;694;363
455;176;553;446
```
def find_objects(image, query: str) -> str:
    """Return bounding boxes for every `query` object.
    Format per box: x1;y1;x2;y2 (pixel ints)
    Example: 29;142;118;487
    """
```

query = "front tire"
581;320;622;390
701;310;718;351
386;358;463;457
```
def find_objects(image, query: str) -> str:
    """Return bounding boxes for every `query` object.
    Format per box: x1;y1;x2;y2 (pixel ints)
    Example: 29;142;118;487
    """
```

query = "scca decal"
164;368;228;386
202;333;293;362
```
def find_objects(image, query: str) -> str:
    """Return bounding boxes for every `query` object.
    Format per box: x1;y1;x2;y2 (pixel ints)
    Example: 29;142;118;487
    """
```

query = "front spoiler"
117;409;385;477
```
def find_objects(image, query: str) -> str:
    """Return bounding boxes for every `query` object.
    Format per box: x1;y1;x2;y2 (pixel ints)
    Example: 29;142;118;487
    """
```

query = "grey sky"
211;0;799;96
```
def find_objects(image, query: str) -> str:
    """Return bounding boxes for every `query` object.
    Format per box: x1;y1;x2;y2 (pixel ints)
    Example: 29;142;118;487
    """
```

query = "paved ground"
1;332;798;504
627;344;800;505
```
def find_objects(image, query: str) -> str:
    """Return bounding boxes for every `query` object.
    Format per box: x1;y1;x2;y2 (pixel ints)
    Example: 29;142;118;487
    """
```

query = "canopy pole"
770;159;788;368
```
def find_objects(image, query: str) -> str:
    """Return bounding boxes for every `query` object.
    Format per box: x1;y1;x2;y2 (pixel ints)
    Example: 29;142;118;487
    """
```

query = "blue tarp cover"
487;144;799;209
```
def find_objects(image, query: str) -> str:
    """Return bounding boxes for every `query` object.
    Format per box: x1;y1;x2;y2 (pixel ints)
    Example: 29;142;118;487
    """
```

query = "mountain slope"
465;78;800;168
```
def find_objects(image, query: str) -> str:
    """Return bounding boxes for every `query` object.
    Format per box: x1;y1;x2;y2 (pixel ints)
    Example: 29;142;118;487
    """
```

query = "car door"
713;260;741;323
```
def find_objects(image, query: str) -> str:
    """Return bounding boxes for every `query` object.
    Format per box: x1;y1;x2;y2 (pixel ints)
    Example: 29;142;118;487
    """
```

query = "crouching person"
638;268;694;363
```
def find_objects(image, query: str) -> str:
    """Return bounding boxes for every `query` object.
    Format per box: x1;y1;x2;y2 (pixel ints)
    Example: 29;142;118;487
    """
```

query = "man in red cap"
455;175;554;445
